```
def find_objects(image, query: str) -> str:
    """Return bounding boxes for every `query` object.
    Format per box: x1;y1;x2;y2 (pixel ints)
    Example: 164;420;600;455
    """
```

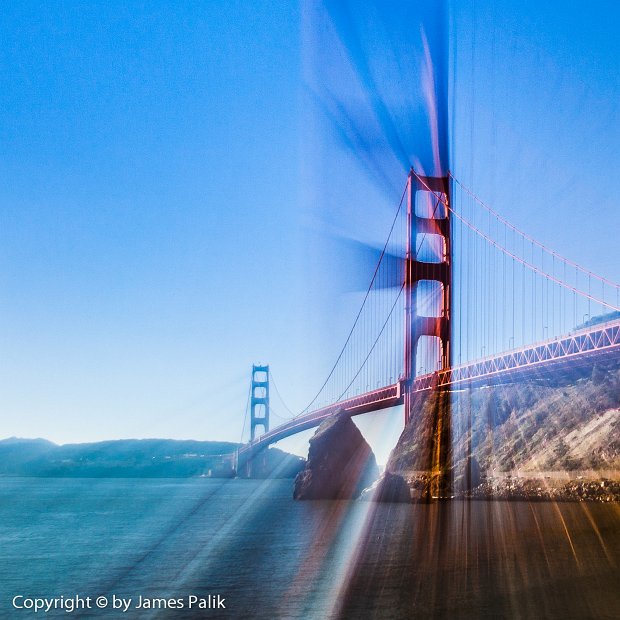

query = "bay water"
0;478;618;619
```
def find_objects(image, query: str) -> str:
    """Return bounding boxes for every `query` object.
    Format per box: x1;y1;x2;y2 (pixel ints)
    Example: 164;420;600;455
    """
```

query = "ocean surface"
0;477;618;619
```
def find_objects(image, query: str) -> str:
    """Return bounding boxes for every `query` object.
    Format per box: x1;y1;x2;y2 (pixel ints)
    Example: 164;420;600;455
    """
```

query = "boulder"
360;471;411;503
294;412;379;500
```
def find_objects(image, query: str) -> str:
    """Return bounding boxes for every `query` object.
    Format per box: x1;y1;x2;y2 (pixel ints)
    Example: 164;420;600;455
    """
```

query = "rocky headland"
294;411;379;500
387;360;620;502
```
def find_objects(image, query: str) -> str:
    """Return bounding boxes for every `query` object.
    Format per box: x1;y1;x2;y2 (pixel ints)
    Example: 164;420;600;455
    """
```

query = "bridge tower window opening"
415;233;446;264
415;189;448;219
415;335;443;377
415;280;445;318
253;368;268;383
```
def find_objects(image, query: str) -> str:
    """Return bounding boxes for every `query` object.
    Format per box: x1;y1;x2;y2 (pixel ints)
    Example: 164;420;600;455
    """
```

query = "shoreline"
403;472;620;503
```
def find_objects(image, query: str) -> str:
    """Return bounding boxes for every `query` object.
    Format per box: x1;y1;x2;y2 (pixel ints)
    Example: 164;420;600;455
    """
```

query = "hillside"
0;438;304;478
388;359;620;479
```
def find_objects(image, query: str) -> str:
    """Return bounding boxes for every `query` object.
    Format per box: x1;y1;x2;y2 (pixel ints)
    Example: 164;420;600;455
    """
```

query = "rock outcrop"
294;412;379;500
388;359;620;484
466;476;620;502
360;471;411;503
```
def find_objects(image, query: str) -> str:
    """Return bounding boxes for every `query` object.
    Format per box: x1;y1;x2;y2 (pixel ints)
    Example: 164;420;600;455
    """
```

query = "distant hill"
0;438;304;478
578;310;620;330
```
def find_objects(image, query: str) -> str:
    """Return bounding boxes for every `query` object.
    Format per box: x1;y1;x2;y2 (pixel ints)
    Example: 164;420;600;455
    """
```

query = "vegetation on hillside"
0;438;304;478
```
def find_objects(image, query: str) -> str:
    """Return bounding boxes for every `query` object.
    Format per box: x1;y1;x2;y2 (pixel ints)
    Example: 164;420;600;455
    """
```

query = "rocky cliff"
388;360;620;495
294;412;379;500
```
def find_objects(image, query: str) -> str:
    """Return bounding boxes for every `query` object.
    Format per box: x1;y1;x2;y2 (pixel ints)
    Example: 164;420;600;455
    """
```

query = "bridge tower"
404;170;452;497
250;364;270;441
404;170;452;422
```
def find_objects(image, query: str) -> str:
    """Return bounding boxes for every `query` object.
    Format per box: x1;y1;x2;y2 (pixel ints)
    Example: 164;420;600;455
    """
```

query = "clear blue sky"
1;1;618;455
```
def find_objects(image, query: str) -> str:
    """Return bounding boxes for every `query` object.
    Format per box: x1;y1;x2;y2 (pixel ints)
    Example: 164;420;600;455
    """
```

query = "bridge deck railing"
242;319;620;453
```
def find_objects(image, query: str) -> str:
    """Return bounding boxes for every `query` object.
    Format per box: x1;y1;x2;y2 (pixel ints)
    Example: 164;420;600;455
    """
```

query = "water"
0;478;618;619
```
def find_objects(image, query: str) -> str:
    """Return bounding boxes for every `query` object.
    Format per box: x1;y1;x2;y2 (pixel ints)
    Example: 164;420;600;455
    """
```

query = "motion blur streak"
303;0;449;199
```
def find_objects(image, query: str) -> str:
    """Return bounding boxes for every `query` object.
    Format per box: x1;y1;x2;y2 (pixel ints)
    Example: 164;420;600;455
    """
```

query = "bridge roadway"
239;318;620;455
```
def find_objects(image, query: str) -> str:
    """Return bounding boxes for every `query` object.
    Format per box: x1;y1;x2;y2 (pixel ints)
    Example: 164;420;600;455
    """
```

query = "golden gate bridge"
238;168;620;465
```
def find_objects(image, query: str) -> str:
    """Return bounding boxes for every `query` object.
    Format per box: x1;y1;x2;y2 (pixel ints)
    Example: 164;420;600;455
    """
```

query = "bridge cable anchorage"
297;176;410;417
412;170;620;312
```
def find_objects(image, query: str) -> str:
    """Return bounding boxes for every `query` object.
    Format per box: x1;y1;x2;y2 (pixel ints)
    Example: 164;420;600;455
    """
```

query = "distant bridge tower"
250;364;270;441
404;170;452;424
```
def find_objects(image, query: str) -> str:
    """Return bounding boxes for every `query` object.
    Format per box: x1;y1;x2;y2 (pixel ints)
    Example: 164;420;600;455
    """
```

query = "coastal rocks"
294;412;379;500
360;471;411;503
466;477;620;502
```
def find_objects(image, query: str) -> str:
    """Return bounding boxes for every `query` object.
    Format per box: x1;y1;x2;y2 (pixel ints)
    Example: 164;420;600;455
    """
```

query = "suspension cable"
335;282;405;402
269;370;296;418
413;171;620;311
238;380;252;444
298;176;410;415
448;172;620;292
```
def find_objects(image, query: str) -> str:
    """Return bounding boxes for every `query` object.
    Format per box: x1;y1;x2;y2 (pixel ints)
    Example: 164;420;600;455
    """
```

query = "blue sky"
1;1;305;444
1;1;618;457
